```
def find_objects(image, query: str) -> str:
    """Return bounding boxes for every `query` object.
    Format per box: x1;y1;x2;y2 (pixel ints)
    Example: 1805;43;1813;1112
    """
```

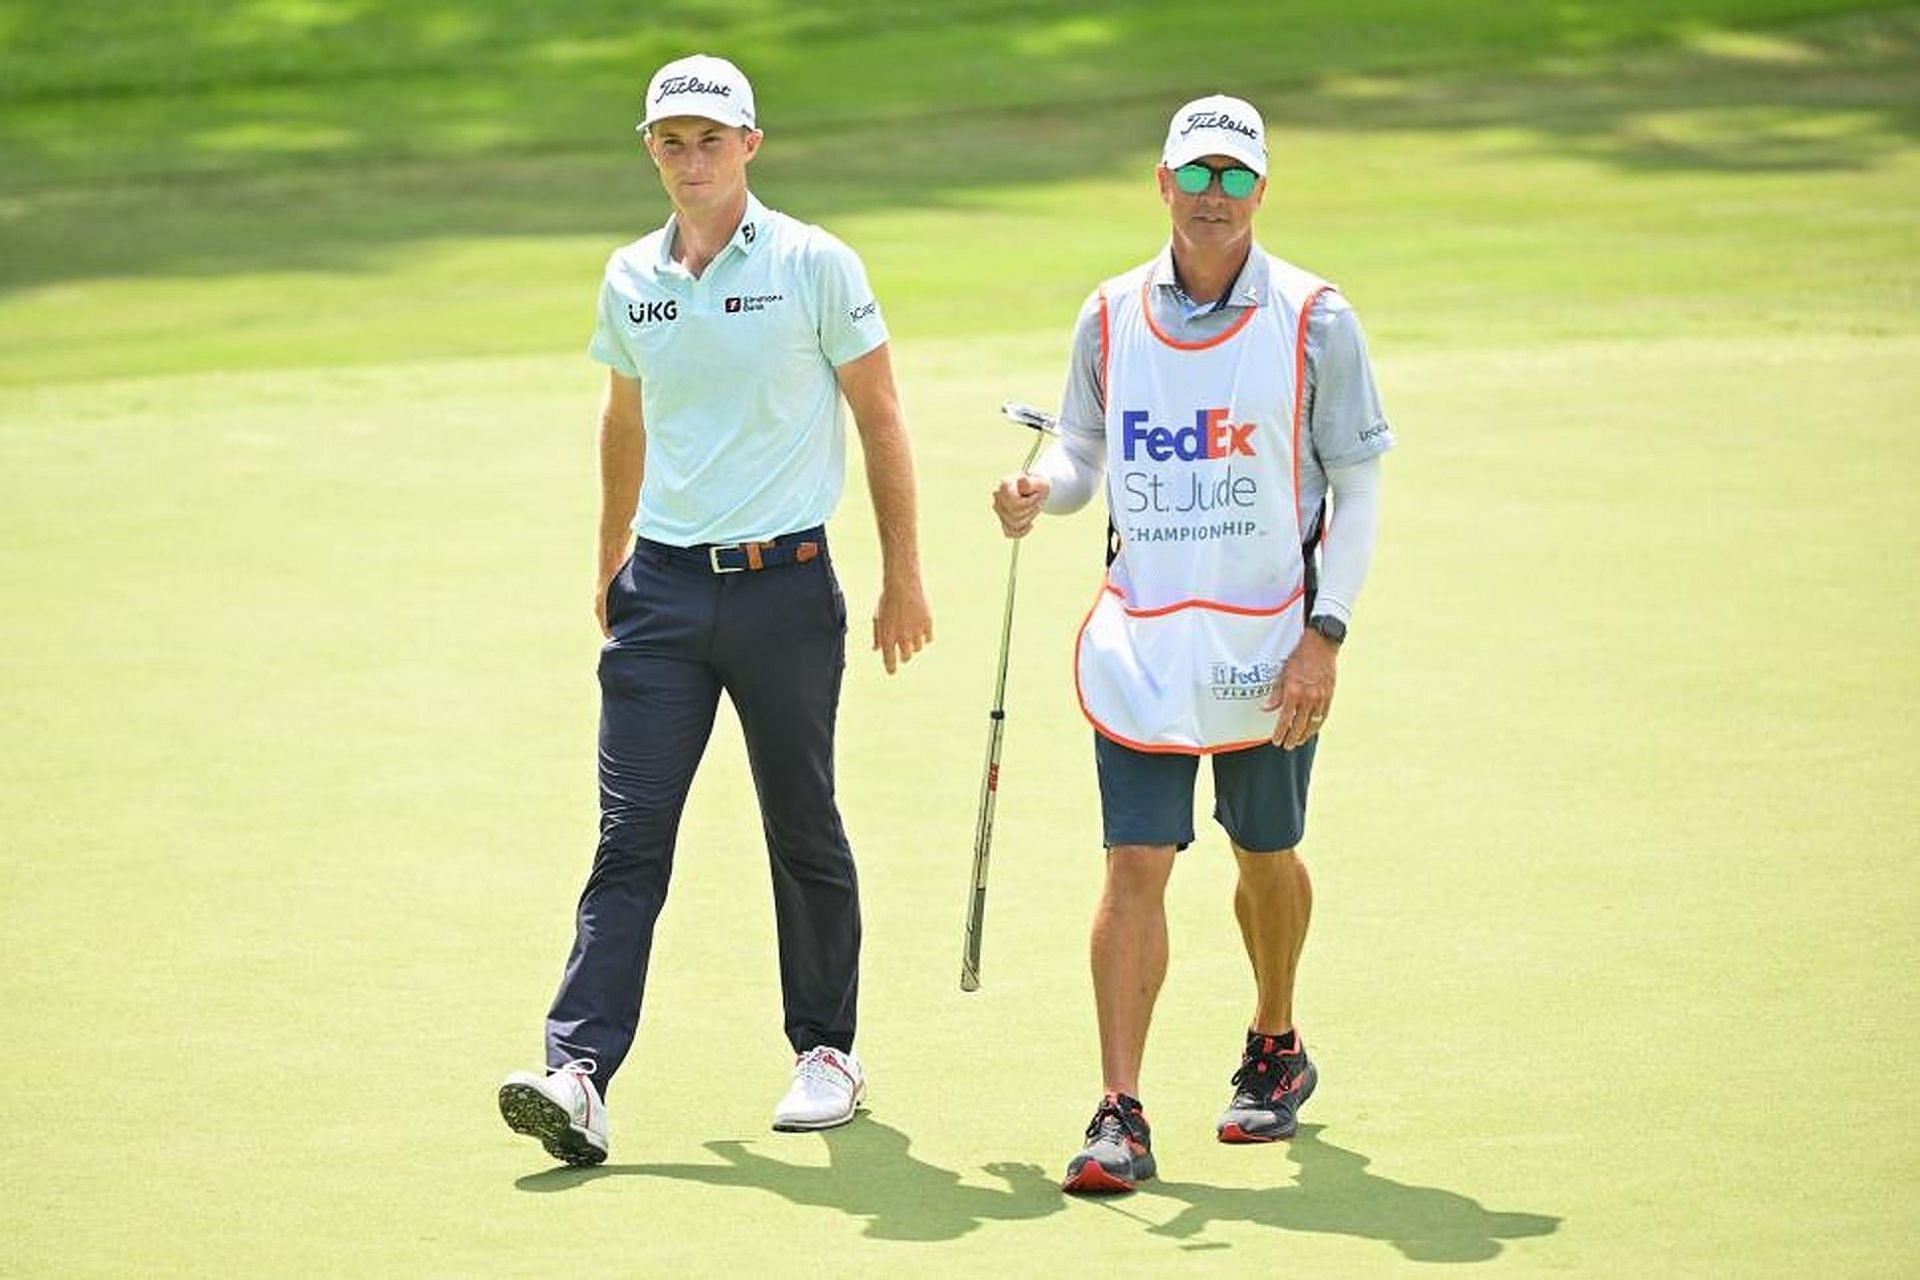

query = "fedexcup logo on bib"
1210;660;1279;701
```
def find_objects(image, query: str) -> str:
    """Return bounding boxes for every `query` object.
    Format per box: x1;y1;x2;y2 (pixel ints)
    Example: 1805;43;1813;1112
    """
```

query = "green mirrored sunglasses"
1173;161;1259;199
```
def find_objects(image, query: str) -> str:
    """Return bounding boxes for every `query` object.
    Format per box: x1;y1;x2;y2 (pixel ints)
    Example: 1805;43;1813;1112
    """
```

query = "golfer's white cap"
639;54;756;132
1161;94;1267;176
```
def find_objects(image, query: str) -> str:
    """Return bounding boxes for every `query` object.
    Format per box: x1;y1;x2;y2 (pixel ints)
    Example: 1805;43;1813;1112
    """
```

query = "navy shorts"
1094;731;1317;853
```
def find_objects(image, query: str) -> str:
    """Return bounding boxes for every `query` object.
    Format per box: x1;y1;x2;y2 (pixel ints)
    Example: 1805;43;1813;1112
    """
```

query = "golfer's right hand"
992;472;1050;539
595;568;619;638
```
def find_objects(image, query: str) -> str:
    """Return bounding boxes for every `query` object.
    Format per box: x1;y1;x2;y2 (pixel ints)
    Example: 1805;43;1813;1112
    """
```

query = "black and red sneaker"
1062;1092;1156;1194
1217;1030;1317;1143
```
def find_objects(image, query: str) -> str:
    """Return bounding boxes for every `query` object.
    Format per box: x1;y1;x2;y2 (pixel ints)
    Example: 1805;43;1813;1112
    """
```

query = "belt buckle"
708;544;745;574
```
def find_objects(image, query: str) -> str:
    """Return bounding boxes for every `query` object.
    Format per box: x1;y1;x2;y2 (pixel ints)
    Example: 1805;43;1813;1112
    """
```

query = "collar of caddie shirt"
1151;241;1266;317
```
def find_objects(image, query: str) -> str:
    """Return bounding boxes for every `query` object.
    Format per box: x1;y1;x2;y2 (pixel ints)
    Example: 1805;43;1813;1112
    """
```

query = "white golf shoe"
772;1046;866;1131
498;1058;608;1166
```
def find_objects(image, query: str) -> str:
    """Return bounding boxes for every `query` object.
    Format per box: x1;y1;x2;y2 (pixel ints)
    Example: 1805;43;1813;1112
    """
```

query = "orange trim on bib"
1071;579;1110;745
1291;285;1333;538
1097;288;1111;392
1072;581;1299;757
1140;279;1259;351
1104;581;1306;620
1093;722;1275;758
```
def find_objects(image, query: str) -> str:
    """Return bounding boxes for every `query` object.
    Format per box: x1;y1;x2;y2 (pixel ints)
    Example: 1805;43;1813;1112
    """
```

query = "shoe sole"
1216;1062;1318;1144
1062;1153;1155;1195
771;1083;868;1132
498;1082;607;1167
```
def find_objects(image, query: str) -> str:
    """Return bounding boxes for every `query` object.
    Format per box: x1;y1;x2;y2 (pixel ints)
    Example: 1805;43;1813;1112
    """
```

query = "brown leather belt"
640;526;826;574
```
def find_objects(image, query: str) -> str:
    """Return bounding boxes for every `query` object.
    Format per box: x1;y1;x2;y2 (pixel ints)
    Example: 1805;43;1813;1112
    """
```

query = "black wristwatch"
1308;614;1347;645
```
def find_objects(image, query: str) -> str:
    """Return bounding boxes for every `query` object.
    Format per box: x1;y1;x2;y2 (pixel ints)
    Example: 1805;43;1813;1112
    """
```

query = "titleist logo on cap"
1180;110;1258;142
655;74;732;102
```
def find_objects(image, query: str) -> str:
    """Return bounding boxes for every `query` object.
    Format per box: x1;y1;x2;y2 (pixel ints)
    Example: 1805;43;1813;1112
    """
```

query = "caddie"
991;92;1394;1193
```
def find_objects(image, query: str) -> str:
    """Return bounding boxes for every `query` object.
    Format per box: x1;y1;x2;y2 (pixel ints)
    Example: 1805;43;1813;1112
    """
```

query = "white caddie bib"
1075;255;1336;753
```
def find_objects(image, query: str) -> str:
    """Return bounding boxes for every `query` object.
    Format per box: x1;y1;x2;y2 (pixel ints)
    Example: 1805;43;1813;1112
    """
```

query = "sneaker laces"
1084;1096;1144;1145
1231;1048;1294;1101
793;1047;855;1090
548;1058;600;1127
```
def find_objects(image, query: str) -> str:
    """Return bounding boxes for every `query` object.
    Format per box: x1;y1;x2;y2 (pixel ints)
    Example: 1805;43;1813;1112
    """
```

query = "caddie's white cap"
639;54;757;132
1161;94;1267;176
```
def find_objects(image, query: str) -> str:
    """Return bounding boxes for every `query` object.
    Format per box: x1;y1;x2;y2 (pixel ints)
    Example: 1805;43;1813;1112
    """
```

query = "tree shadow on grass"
1134;1124;1561;1263
2;7;1916;299
514;1115;1064;1242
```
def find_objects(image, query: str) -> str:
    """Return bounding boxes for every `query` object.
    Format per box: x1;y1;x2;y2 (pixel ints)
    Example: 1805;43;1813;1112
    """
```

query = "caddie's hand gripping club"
961;400;1059;992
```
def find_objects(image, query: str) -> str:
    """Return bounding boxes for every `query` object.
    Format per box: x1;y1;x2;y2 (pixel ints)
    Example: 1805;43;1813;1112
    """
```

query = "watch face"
1311;616;1346;643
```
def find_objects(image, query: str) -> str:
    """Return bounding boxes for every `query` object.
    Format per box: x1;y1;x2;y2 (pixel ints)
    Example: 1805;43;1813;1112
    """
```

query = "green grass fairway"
3;3;1918;1275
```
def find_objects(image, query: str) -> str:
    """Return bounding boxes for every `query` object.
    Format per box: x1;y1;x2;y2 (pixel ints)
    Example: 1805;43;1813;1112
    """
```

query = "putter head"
1001;400;1059;434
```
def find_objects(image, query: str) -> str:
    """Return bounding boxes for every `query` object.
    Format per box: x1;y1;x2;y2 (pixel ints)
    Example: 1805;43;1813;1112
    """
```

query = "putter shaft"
962;428;1047;991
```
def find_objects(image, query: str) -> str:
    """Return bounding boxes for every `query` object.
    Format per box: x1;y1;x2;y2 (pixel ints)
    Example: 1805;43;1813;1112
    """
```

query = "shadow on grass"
1;7;1915;295
514;1117;1558;1259
514;1116;1064;1241
1134;1124;1561;1262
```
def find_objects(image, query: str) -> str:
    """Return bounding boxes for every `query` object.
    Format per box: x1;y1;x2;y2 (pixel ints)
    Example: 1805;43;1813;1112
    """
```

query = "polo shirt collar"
731;192;769;257
654;190;770;272
1151;242;1267;311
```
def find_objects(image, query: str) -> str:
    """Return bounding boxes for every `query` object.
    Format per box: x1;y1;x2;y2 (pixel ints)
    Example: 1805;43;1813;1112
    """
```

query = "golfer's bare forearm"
860;415;923;586
598;373;645;583
837;344;924;585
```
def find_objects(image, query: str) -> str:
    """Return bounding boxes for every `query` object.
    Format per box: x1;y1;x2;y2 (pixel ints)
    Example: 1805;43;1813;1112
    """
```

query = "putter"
961;400;1059;992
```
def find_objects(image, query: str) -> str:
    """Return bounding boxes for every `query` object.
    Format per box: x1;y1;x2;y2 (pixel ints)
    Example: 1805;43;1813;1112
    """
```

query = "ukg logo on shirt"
1121;408;1257;462
627;300;679;324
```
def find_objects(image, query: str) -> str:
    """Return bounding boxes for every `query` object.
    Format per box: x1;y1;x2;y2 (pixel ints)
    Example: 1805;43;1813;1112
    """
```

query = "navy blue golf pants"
544;530;857;1098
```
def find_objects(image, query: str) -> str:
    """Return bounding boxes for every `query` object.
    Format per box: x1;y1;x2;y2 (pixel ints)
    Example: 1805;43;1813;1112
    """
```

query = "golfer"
499;53;933;1165
992;93;1393;1193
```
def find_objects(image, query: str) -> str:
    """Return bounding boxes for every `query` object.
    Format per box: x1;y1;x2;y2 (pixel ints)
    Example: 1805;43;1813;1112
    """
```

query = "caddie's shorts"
1094;730;1317;853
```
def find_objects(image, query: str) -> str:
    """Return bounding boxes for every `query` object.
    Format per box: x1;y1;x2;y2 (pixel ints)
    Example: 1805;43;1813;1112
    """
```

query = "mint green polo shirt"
588;191;889;546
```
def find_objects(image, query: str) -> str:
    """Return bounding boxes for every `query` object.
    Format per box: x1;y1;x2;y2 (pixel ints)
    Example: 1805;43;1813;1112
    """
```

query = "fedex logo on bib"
1121;408;1257;462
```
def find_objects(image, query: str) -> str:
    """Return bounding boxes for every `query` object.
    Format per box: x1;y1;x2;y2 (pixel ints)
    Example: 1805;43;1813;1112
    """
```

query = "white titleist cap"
1161;94;1267;175
639;54;756;132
